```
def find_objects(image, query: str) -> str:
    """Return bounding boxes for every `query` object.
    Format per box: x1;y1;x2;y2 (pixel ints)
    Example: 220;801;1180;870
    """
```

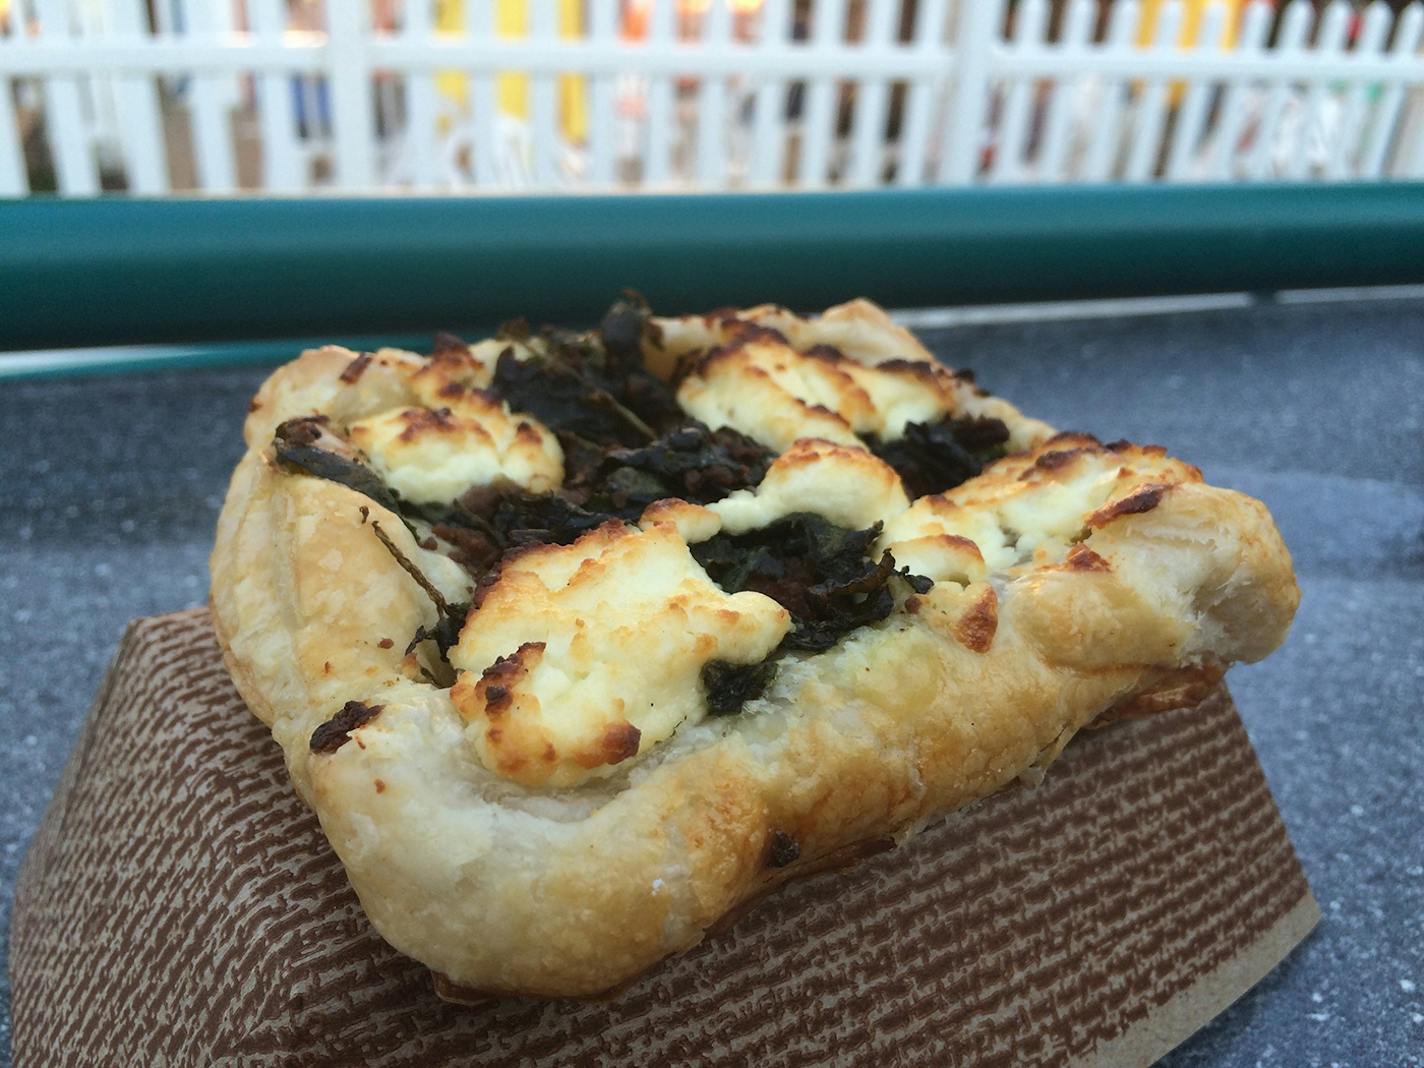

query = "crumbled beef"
309;701;384;754
867;415;1011;499
693;512;927;653
338;352;373;383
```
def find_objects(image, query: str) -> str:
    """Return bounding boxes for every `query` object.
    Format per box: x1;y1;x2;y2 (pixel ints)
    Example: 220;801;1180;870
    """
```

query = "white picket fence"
1;0;1422;196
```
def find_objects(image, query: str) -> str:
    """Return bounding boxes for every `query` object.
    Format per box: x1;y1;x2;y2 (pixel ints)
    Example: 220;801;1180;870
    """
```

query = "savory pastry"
211;296;1297;998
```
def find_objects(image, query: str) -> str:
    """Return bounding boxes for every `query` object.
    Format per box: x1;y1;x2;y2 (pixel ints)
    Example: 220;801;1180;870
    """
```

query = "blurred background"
1;0;1421;197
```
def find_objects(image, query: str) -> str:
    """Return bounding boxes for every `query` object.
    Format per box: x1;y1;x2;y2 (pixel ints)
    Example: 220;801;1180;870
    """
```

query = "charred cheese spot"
708;438;909;535
406;343;497;402
338;352;374;383
1086;483;1171;527
952;585;999;653
448;521;790;787
1065;544;1112;572
676;337;961;453
348;399;563;504
879;437;1200;583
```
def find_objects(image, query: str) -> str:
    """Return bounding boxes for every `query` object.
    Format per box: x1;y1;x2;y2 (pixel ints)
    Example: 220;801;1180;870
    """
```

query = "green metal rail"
2;183;1421;354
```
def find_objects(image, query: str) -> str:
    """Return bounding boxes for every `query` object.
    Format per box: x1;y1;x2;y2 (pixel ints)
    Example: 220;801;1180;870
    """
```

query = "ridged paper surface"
11;609;1317;1066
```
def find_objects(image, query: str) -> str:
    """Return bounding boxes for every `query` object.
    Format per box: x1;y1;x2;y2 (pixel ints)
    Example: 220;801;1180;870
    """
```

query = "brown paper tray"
10;609;1317;1066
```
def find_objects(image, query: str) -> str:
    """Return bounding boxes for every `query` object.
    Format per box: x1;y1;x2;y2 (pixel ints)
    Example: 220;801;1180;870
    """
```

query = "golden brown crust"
211;307;1299;998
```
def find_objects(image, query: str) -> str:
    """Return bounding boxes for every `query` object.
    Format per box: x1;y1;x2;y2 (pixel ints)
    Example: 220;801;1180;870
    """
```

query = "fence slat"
36;0;99;195
1284;0;1352;180
799;0;847;185
1326;2;1393;179
1164;0;1229;181
1359;4;1424;177
468;3;496;187
150;0;174;36
751;0;792;186
6;0;1424;198
0;77;23;193
1248;1;1315;180
893;0;946;187
1206;0;1272;180
247;0;302;192
327;1;375;189
587;0;619;186
181;0;236;192
1407;99;1424;177
0;12;28;193
846;0;897;186
104;0;167;193
529;0;560;187
1080;0;1140;180
1036;0;1095;182
696;0;732;187
1124;0;1184;181
644;0;676;185
401;0;437;190
939;0;1003;183
991;0;1048;183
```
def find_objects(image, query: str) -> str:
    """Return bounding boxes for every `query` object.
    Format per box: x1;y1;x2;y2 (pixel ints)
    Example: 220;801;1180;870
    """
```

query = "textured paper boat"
10;609;1318;1066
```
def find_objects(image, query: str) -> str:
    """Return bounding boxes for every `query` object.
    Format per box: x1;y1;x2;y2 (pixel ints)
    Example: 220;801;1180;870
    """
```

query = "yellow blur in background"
1138;0;1248;101
436;0;588;142
1138;0;1246;48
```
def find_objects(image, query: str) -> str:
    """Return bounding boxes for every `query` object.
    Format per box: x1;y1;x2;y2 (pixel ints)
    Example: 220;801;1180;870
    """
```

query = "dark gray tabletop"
2;297;1421;1066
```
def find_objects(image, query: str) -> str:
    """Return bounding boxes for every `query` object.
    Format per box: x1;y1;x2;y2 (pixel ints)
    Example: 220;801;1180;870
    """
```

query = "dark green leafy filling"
865;415;1010;500
272;417;402;515
694;512;931;654
694;513;933;715
270;296;1010;716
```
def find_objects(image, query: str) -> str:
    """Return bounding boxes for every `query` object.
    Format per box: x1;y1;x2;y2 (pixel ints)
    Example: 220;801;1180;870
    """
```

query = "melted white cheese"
675;337;958;452
348;398;563;504
879;442;1197;581
449;521;790;788
709;439;909;535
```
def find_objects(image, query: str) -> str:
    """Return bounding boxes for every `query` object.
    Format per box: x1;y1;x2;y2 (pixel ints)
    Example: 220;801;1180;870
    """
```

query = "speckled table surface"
2;297;1421;1067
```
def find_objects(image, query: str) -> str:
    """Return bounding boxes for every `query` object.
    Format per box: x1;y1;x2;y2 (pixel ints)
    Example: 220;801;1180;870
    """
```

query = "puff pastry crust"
211;299;1297;997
